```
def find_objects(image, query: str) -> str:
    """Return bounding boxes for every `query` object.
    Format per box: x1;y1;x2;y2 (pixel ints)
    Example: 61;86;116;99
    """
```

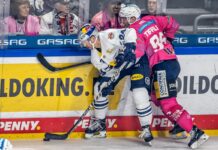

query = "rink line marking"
1;130;218;140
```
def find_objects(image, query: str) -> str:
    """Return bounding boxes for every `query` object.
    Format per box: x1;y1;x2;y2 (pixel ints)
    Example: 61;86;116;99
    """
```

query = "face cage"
80;35;98;49
119;15;135;25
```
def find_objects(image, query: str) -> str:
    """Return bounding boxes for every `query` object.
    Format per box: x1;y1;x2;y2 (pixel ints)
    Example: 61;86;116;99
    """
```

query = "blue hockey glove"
125;52;136;64
115;52;125;68
123;43;136;64
101;84;113;97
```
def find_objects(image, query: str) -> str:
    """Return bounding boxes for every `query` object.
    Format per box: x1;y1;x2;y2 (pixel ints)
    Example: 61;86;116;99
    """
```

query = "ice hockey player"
78;23;153;145
0;138;13;150
119;4;209;149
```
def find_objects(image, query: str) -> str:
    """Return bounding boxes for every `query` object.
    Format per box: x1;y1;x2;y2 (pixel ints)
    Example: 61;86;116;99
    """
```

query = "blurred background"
0;0;218;36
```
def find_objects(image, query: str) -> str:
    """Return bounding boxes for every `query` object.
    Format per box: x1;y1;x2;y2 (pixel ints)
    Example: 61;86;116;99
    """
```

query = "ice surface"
11;137;217;150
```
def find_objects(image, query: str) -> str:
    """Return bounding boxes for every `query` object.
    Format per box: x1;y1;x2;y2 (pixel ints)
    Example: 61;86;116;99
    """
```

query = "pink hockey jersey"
91;10;121;31
130;15;179;68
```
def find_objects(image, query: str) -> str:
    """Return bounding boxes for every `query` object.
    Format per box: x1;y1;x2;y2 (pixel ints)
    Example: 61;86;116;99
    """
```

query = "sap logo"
0;121;40;131
198;37;218;44
75;119;117;129
37;39;79;45
0;39;27;46
173;37;188;44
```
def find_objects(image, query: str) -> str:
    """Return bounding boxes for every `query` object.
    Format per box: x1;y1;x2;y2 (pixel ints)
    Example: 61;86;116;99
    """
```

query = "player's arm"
124;28;137;57
158;16;180;40
115;29;137;68
91;49;112;76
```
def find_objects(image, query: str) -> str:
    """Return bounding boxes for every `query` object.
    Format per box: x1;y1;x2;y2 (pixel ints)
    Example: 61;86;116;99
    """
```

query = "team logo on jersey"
145;77;150;86
108;32;114;39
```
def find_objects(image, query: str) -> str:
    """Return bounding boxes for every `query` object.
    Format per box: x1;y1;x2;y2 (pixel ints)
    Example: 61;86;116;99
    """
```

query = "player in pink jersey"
119;4;209;149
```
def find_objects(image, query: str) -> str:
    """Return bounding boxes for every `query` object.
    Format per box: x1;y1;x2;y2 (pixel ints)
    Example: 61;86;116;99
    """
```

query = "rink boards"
0;35;218;139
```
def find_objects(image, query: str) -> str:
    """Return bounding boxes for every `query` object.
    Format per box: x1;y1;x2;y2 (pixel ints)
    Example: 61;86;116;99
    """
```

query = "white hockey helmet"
119;4;141;24
78;24;98;44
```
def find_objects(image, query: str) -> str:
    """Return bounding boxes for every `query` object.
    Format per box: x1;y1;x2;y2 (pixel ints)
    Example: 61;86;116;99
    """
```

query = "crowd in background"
0;0;217;36
2;0;82;35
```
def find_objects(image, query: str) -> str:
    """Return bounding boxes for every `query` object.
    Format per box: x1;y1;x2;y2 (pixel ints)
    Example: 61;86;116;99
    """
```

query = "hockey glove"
101;84;113;97
115;52;125;68
125;52;136;64
123;43;136;64
99;65;113;76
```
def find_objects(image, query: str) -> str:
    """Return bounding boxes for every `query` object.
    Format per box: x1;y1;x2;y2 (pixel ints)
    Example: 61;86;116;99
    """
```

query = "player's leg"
85;78;109;139
151;90;186;139
151;70;186;139
152;60;187;139
153;59;209;148
85;68;130;139
131;55;153;145
160;97;209;148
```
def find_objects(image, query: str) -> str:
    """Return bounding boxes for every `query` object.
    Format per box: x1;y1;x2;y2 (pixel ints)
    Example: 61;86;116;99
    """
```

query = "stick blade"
44;132;68;140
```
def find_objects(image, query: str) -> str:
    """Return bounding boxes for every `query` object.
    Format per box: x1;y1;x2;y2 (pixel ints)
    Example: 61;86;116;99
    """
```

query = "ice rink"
11;137;218;150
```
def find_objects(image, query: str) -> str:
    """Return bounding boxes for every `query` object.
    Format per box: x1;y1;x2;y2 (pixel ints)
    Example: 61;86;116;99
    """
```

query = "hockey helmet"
119;4;141;24
78;24;99;44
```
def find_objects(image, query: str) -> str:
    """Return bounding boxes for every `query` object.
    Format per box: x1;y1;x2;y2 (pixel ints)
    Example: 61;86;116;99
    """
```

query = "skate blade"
190;134;209;149
170;131;187;139
85;131;106;139
146;141;152;147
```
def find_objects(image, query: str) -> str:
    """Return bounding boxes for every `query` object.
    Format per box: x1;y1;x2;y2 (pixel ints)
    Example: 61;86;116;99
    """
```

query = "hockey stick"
43;61;130;141
36;53;91;72
44;104;93;141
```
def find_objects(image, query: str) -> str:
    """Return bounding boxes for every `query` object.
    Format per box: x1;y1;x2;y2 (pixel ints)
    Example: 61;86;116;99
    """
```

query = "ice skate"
85;117;106;139
169;124;187;139
0;138;13;150
139;125;153;146
188;126;209;149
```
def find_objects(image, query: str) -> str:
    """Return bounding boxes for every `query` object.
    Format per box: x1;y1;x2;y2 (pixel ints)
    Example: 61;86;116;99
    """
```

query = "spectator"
29;0;48;16
69;0;87;22
4;0;40;36
91;0;123;31
69;0;80;15
142;0;167;16
40;0;80;35
147;0;158;15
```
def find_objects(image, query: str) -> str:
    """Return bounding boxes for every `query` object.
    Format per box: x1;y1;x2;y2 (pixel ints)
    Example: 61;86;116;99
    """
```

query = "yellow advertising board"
0;63;123;112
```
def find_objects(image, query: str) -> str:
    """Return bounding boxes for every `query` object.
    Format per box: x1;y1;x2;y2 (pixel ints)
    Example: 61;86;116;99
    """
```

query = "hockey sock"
160;97;193;132
177;110;193;132
133;88;153;126
93;97;109;120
